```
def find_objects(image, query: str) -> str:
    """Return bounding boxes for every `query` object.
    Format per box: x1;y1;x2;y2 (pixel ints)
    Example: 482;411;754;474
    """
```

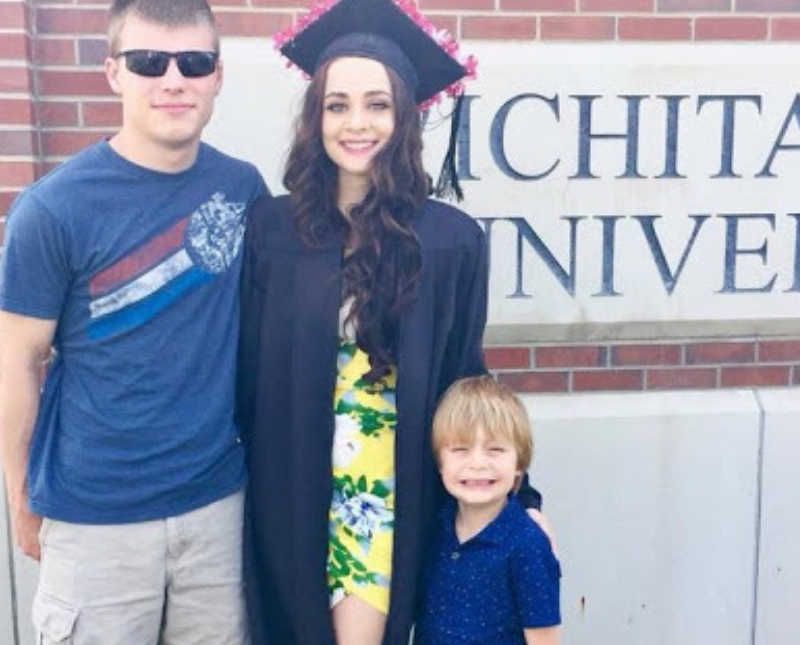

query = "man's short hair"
108;0;219;55
432;375;533;473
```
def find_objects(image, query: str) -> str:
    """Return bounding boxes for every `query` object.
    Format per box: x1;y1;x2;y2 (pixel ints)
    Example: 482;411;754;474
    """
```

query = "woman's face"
322;56;395;184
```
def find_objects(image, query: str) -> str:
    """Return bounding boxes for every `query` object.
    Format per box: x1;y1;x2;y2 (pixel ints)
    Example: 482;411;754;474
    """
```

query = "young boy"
415;375;561;645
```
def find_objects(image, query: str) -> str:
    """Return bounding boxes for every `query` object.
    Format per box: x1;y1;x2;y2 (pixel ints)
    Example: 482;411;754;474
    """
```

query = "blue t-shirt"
0;140;268;523
416;496;561;645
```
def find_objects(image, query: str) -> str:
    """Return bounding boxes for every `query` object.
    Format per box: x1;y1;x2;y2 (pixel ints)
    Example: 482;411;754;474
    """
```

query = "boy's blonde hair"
432;375;533;472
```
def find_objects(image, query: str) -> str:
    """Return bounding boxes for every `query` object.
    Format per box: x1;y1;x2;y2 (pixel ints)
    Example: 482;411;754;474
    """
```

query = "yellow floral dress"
327;340;396;614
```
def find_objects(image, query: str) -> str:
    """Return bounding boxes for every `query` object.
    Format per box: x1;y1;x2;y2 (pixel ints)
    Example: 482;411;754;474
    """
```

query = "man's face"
105;13;222;157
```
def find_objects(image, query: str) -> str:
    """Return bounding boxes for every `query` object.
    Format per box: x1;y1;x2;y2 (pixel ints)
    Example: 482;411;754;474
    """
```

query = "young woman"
237;1;547;643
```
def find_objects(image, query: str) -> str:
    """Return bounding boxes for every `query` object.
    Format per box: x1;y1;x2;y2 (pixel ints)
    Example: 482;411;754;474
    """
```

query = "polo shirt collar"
440;494;520;548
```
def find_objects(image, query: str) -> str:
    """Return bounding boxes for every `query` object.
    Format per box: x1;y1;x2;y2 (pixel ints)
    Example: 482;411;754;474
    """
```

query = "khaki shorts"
33;490;248;645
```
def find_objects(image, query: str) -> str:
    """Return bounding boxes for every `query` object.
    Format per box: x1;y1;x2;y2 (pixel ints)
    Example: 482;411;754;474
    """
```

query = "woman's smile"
322;56;395;189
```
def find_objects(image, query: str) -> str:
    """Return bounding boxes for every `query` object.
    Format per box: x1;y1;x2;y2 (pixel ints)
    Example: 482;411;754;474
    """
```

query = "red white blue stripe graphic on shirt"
88;193;245;339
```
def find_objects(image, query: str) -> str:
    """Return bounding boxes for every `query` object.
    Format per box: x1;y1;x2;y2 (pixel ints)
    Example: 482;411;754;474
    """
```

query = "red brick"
37;8;108;35
215;11;293;37
0;3;26;29
583;0;652;10
647;368;717;389
462;16;537;40
535;345;606;368
0;33;31;59
38;101;79;126
759;340;800;362
210;0;248;5
721;366;790;387
619;17;691;38
501;0;576;9
497;371;569;393
34;38;76;65
541;16;615;40
79;38;109;66
686;341;755;364
42;131;113;157
0;99;34;124
573;369;643;391
39;70;111;96
611;344;681;366
1;191;20;218
0;162;36;187
695;18;768;40
425;14;458;36
484;347;531;369
0;130;36;155
737;0;800;8
83;101;122;126
659;0;729;9
0;66;31;93
32;162;48;180
772;18;800;39
421;0;494;8
794;366;800;385
0;219;4;245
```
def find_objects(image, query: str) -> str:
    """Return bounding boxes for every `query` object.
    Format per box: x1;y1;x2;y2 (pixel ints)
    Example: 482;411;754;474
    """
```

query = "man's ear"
105;56;123;95
214;58;224;96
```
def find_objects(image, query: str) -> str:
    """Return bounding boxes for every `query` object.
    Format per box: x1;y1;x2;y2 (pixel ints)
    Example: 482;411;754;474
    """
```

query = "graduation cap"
274;0;477;200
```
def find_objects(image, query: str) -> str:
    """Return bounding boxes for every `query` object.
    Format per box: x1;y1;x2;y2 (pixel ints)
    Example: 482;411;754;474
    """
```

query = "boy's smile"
439;427;521;515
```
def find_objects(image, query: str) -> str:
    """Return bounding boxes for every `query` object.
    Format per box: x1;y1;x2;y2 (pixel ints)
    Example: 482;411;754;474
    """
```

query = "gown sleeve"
235;196;268;443
236;197;274;644
439;221;489;385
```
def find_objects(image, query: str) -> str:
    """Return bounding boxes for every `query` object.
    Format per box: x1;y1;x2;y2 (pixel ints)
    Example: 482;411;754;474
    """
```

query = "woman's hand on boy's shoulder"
526;508;559;559
524;625;560;645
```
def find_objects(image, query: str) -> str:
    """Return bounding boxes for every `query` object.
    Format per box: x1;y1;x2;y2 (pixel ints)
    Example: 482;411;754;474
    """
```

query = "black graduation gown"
237;195;540;645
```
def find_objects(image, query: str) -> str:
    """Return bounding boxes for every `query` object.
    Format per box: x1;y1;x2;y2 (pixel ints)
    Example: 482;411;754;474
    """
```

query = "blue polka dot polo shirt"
415;495;561;644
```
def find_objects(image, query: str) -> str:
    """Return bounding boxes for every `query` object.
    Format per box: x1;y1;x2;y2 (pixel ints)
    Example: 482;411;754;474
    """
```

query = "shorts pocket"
38;518;52;548
32;592;78;644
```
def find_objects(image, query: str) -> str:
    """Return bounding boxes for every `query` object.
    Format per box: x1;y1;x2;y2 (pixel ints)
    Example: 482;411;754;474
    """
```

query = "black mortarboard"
274;0;476;199
277;0;470;105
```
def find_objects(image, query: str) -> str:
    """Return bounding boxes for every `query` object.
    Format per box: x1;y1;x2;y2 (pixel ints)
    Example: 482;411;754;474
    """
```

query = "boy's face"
438;426;521;512
105;13;222;157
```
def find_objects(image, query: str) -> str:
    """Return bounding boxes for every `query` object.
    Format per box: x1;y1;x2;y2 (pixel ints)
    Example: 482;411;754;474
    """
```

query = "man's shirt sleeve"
511;529;562;628
0;193;70;320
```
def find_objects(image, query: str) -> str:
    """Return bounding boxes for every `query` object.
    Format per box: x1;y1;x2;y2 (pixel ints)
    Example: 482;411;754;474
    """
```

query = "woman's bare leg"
331;594;387;645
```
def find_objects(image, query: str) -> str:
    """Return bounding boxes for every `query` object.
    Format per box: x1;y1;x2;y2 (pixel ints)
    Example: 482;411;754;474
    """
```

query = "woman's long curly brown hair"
283;59;429;382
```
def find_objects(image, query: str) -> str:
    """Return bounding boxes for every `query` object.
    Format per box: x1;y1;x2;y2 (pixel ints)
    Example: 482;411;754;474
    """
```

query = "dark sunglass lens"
176;52;217;78
125;50;169;77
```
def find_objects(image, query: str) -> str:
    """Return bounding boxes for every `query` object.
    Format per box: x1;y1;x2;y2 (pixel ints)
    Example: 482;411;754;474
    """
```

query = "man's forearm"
0;333;49;560
0;358;41;509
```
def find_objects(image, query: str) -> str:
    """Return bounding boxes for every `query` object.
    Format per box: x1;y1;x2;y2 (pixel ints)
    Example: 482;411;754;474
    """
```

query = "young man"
0;1;267;642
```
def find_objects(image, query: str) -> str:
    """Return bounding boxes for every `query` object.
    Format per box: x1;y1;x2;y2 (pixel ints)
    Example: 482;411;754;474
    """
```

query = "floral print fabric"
328;341;396;614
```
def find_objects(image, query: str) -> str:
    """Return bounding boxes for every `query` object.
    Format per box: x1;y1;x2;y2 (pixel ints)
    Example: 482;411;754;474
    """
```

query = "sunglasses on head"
115;49;219;78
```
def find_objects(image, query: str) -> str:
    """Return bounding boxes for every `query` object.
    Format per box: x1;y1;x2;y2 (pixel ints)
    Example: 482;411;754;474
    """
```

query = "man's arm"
0;310;56;561
524;626;560;645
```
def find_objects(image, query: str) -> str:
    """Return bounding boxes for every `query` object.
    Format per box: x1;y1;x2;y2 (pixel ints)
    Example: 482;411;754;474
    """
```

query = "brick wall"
1;0;798;392
486;339;800;392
